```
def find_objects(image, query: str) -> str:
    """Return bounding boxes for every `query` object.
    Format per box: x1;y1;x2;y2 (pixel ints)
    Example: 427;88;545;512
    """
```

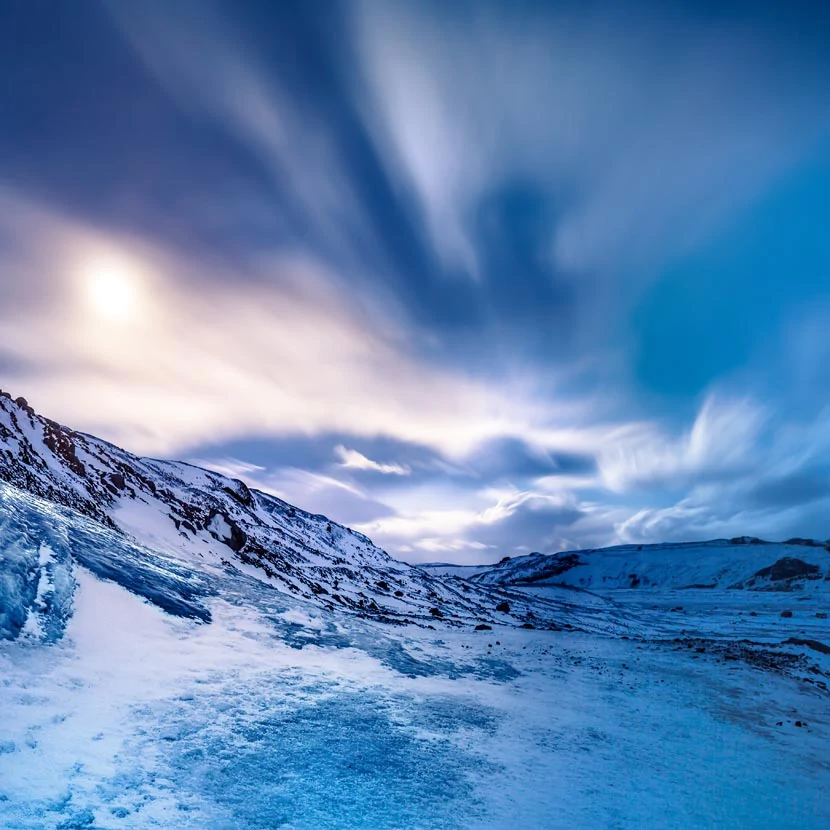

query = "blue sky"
1;0;829;561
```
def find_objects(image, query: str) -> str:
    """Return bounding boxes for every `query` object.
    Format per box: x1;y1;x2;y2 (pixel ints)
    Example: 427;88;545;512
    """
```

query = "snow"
2;487;830;828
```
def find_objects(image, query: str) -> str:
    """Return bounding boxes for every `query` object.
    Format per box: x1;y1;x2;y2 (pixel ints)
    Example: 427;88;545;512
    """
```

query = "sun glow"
82;253;142;322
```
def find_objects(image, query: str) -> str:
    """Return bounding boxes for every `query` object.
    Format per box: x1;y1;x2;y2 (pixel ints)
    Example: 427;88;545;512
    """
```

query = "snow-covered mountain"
422;537;830;595
0;391;602;632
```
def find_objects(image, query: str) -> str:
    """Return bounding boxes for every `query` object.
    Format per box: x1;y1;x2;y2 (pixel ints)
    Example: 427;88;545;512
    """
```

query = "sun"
83;254;141;322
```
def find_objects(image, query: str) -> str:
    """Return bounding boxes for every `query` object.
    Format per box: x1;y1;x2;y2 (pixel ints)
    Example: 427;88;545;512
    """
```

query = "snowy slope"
422;538;830;594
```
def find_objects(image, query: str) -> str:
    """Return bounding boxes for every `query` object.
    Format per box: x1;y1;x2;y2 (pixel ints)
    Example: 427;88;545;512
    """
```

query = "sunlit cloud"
335;445;410;476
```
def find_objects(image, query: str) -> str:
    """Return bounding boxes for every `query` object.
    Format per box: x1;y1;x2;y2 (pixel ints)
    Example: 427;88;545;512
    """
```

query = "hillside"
421;538;830;595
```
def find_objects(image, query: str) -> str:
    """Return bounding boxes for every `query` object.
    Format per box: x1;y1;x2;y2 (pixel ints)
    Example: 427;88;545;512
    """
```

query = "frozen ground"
2;489;829;829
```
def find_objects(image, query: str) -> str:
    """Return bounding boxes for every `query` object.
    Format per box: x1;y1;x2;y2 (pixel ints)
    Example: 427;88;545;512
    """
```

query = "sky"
1;0;829;563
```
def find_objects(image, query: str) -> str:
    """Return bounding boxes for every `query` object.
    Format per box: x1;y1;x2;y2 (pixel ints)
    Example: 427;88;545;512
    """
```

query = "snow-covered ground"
2;487;829;828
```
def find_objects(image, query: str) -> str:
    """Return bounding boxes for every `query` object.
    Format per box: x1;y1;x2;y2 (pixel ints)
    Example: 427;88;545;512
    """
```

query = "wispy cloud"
597;395;768;493
334;445;410;476
351;0;830;290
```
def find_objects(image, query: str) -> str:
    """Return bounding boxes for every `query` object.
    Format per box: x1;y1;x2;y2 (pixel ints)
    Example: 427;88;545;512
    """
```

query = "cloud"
334;445;410;476
357;486;588;563
0;189;629;468
105;0;383;273
187;456;266;480
0;191;535;456
614;408;830;545
351;0;830;293
597;395;768;493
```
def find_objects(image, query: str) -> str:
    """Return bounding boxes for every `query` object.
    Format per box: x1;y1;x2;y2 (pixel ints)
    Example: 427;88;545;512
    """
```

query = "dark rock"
520;622;535;629
109;472;126;491
221;480;252;506
495;600;511;613
474;624;492;631
755;558;820;582
816;612;828;619
781;610;793;618
14;396;33;415
512;552;582;585
394;590;404;597
206;510;247;553
429;607;443;618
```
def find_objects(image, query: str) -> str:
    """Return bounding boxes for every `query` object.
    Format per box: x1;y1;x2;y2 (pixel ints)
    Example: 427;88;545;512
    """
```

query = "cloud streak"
335;446;410;476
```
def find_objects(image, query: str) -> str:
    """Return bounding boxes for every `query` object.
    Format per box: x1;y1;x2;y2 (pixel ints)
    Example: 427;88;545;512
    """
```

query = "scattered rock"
429;607;443;618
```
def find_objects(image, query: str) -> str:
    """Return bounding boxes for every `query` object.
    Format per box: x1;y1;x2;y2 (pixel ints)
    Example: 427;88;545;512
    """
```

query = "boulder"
206;510;247;553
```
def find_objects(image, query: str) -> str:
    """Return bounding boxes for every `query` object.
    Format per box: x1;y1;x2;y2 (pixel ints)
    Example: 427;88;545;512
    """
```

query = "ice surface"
2;484;830;829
